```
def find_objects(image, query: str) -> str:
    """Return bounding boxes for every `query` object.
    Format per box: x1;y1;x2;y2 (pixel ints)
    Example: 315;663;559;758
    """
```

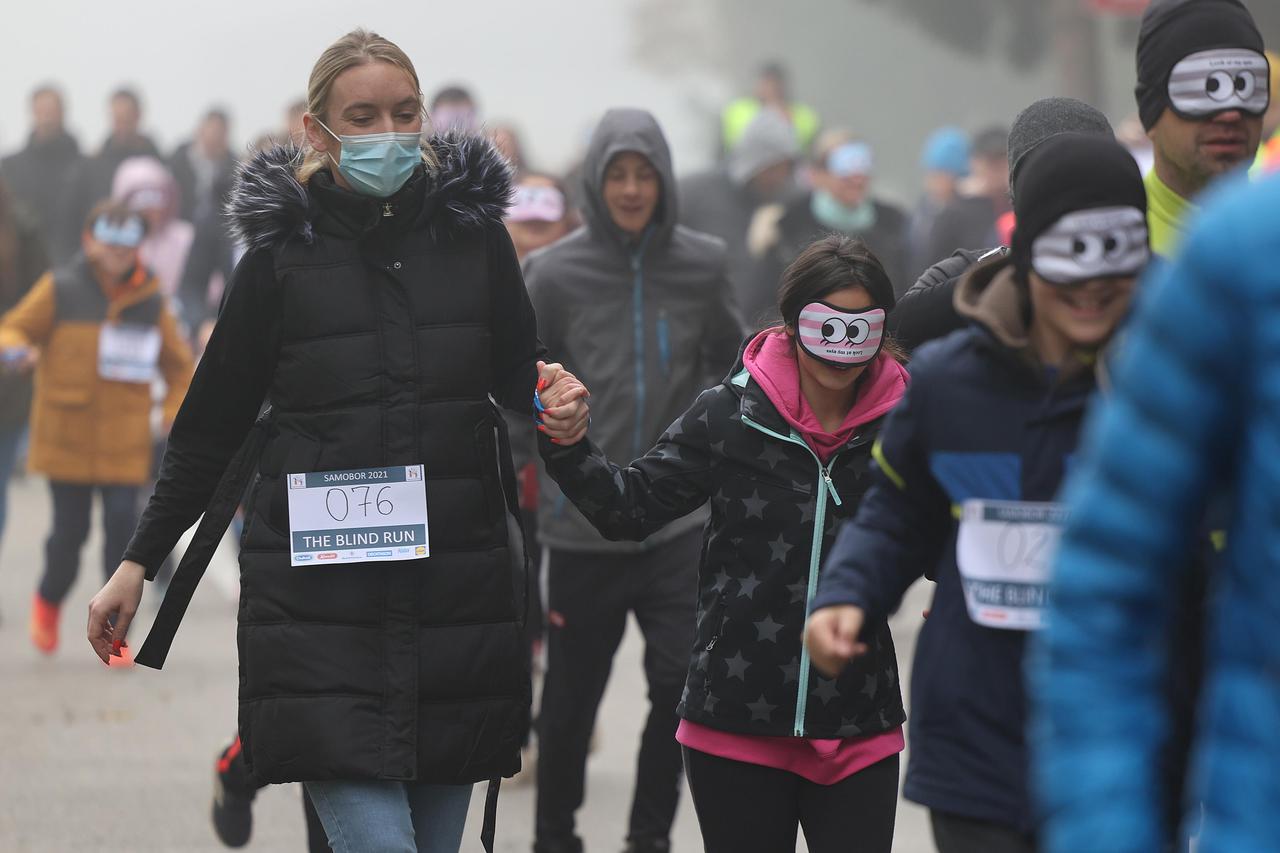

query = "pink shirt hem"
676;719;905;785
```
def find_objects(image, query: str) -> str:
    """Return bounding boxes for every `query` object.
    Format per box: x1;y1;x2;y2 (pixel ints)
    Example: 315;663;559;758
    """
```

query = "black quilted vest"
236;166;530;785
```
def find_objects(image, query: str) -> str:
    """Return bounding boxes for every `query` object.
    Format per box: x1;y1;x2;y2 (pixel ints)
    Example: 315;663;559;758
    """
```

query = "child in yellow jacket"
0;199;192;657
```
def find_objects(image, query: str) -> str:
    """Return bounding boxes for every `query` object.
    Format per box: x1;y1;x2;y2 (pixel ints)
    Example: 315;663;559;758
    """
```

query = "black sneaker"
533;838;584;853
212;737;256;848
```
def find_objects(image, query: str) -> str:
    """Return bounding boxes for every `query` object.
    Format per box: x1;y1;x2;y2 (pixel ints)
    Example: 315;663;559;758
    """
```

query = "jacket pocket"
474;419;509;525
703;590;729;652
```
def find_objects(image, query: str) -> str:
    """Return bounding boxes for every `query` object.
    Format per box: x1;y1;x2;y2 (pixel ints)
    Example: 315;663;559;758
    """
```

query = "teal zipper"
741;413;843;737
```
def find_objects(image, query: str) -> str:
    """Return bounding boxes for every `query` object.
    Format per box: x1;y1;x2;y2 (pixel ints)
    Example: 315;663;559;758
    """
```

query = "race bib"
955;500;1066;631
287;464;430;566
98;323;161;383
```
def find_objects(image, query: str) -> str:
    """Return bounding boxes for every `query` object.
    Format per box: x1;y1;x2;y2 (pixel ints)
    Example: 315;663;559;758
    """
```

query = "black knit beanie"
1135;0;1264;130
1011;134;1148;285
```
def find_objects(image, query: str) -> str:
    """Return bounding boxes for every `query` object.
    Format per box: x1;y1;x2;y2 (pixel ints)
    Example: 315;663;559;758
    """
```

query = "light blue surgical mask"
315;118;423;198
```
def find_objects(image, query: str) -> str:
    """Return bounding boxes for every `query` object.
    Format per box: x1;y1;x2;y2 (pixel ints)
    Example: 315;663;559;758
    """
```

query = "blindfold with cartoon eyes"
796;302;886;368
1031;206;1150;286
1168;48;1270;119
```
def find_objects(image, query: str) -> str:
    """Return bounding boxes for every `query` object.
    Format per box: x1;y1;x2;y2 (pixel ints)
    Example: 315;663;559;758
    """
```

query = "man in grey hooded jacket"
524;108;743;853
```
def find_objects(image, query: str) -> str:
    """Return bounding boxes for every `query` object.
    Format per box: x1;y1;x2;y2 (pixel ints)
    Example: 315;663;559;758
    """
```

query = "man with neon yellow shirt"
1134;0;1267;258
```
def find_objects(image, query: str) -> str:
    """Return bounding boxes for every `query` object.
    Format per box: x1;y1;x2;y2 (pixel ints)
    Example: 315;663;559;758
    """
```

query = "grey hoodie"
524;108;744;553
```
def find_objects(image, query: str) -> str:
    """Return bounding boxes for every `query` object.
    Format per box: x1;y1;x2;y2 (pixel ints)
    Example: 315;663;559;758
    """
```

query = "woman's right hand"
87;561;146;664
804;605;869;677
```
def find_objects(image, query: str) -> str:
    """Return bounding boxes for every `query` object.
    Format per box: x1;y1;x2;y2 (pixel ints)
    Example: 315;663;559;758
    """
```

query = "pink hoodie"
676;327;909;784
742;328;909;463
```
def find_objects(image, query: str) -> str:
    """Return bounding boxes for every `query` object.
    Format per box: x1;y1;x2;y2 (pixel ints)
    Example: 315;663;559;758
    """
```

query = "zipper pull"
823;469;843;506
705;637;717;652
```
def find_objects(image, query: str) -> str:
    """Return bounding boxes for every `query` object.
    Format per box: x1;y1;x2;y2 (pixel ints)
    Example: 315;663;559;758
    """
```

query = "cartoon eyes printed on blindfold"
91;215;145;249
1031;206;1149;286
1168;48;1270;118
796;302;886;368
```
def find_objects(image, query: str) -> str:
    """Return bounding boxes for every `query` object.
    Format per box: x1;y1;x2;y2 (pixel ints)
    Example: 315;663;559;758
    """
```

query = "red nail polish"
112;639;122;655
537;379;547;392
551;438;561;445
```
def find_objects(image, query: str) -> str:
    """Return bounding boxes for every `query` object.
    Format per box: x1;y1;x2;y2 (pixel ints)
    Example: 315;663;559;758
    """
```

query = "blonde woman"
86;30;559;852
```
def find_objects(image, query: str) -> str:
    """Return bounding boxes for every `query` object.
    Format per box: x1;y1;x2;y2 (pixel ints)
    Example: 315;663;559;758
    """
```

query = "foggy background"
6;0;1276;202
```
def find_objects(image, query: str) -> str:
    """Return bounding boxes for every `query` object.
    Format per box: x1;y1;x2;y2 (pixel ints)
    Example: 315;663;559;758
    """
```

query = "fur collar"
225;132;513;252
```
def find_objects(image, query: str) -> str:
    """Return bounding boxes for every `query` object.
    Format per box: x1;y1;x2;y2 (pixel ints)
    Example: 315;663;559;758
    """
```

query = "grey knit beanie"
728;109;801;185
1007;97;1115;197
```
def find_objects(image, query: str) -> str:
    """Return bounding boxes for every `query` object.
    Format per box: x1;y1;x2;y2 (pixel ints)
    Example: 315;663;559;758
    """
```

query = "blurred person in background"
524;107;742;853
430;84;480;134
722;62;820;155
1136;0;1267;257
502;171;578;784
681;108;800;326
1;85;82;264
1032;163;1280;853
60;88;161;260
0;177;50;612
889;99;1113;353
170;108;236;224
908;127;970;282
490;123;528;174
112;156;196;308
1253;50;1280;172
922;125;1009;271
0;200;191;657
806;135;1150;853
507;173;577;263
750;131;909;308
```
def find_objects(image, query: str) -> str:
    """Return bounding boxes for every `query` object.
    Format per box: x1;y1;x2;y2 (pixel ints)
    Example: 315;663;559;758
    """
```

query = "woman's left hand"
536;361;590;445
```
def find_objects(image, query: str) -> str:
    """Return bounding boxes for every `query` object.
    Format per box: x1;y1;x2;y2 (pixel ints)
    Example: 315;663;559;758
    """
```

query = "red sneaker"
30;594;59;654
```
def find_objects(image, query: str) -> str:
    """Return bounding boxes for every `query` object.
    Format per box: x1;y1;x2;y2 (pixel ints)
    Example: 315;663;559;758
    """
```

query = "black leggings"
682;746;899;853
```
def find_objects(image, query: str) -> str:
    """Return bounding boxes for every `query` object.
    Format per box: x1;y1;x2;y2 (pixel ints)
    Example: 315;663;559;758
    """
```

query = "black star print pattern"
539;372;905;738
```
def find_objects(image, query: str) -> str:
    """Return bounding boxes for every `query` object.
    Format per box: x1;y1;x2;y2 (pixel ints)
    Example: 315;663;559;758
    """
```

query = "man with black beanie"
1136;0;1269;256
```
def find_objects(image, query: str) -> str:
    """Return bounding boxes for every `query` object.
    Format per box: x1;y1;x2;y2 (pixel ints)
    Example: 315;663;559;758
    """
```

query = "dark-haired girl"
536;234;909;852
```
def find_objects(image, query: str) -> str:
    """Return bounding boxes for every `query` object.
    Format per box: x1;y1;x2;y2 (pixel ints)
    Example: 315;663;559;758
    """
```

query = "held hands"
87;561;146;665
536;360;590;446
804;605;870;678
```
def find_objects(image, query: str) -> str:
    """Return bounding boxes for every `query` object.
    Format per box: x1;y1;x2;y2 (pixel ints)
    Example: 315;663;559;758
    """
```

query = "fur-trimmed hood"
225;132;513;252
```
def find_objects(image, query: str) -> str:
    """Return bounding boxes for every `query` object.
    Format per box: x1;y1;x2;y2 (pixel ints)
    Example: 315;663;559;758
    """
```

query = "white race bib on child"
98;323;161;383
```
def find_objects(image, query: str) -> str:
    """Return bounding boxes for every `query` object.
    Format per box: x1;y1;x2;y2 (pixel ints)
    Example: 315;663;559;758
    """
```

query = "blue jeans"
304;780;473;853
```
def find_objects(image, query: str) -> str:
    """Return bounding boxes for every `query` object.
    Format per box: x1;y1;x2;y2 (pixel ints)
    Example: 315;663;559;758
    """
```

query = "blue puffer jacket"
1032;171;1280;853
812;254;1098;832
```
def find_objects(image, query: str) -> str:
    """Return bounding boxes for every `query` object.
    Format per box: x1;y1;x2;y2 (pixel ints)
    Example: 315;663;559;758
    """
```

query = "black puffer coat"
125;135;540;785
539;347;906;739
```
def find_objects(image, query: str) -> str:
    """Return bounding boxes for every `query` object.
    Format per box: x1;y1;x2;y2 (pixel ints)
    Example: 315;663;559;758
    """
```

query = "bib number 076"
324;485;395;522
